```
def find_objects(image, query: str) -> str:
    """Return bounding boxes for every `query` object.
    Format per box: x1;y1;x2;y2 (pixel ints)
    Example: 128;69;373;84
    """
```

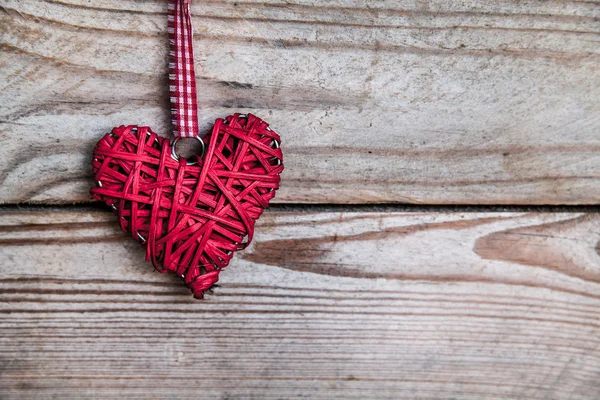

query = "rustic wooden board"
1;0;599;204
1;209;599;399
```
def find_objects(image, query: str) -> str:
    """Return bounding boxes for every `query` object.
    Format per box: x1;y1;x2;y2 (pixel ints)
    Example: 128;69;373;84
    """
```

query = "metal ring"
271;139;281;166
223;114;247;125
144;129;159;144
171;136;205;165
269;139;281;192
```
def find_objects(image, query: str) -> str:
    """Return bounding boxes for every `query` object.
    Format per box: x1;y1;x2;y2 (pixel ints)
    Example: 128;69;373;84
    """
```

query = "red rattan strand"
90;114;283;298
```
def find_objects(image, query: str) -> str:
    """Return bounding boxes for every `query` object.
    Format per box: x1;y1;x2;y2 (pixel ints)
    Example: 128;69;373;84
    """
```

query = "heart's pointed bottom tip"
89;113;283;300
187;269;220;299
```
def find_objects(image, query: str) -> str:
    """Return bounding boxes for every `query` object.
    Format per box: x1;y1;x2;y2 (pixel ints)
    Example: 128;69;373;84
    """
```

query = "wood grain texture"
1;209;600;399
1;0;600;204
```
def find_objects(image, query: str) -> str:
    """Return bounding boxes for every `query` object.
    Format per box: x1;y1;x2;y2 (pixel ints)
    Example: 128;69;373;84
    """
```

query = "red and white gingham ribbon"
167;0;199;138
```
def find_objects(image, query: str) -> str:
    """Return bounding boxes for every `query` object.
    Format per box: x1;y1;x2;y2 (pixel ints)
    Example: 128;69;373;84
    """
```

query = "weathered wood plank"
1;0;599;204
1;209;599;399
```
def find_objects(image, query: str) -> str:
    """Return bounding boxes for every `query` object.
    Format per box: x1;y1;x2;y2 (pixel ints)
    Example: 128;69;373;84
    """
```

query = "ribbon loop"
167;0;199;138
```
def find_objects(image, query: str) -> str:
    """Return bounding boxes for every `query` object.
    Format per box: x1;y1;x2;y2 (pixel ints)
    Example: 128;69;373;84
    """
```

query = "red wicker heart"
90;113;283;298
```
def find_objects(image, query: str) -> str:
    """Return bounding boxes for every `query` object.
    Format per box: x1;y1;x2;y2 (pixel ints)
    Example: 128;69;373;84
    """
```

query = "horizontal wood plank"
1;209;599;399
1;0;599;204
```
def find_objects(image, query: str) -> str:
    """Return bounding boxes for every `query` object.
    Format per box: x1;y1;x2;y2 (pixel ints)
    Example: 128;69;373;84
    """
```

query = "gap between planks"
1;203;600;213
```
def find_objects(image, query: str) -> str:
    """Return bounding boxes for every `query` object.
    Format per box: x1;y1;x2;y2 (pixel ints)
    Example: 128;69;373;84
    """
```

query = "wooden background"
1;1;599;399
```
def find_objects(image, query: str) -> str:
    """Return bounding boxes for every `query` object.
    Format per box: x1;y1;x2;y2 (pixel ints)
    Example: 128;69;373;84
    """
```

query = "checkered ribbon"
167;0;199;138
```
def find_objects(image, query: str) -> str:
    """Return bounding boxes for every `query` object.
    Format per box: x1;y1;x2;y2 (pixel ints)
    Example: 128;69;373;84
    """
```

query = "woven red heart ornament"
90;114;283;298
